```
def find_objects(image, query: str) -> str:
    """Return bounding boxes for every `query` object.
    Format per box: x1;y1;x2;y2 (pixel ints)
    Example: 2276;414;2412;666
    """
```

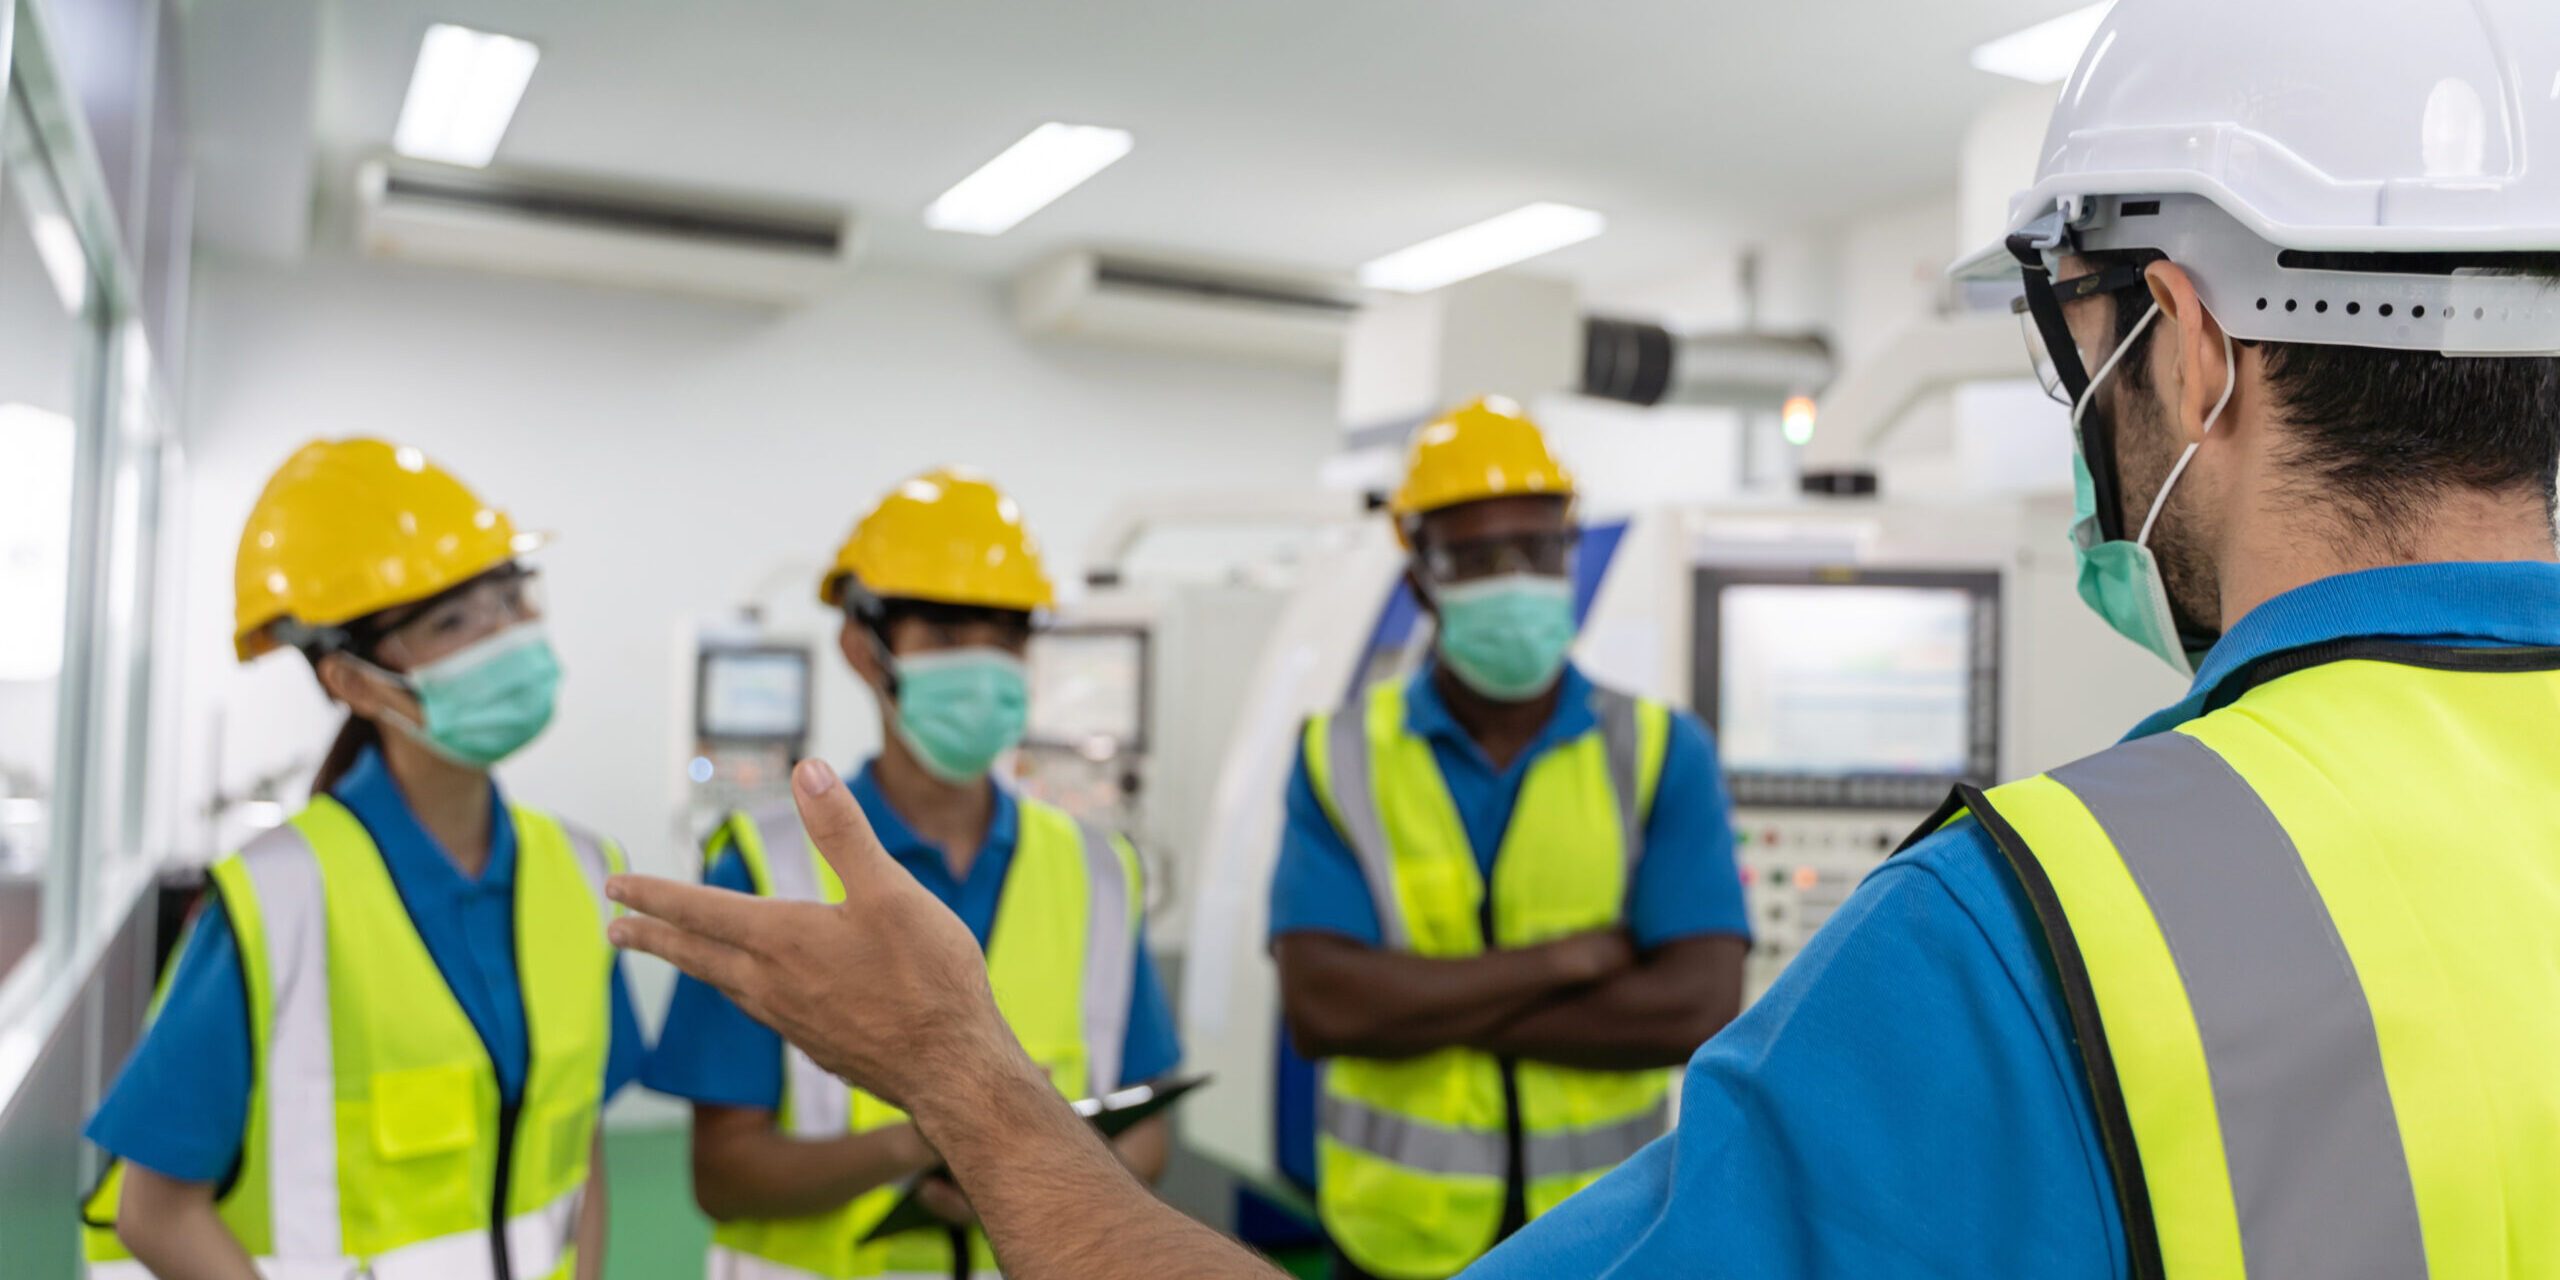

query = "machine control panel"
1733;812;1929;1000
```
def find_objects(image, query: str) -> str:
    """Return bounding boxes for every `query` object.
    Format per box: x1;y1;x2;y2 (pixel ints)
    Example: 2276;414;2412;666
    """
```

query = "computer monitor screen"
1027;627;1148;750
1695;567;1999;808
697;646;811;742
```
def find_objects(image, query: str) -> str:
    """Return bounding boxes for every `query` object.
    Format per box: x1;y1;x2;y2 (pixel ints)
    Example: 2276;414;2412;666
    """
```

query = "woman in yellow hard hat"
642;467;1183;1280
83;439;644;1280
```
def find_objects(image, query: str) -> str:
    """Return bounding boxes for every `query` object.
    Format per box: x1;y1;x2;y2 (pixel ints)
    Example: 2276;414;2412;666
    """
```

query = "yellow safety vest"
1947;642;2560;1279
82;796;622;1280
1303;679;1674;1280
705;793;1143;1280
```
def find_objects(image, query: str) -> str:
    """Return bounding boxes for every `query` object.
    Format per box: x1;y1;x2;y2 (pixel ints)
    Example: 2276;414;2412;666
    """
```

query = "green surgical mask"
1432;573;1576;701
890;648;1030;783
2067;302;2233;678
364;622;563;768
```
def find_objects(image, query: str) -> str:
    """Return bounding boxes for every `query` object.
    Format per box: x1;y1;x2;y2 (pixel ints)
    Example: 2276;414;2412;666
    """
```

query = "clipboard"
860;1074;1210;1243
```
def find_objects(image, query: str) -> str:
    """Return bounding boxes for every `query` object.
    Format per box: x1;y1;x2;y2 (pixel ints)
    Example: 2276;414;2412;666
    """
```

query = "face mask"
2067;301;2236;677
360;622;562;768
1431;573;1577;701
889;648;1030;784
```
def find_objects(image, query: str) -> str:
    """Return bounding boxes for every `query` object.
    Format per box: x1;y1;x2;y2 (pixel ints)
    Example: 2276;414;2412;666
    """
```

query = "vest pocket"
528;1098;598;1195
370;1061;481;1160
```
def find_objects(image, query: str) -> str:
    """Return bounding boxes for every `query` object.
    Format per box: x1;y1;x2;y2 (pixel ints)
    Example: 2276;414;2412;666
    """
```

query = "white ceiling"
190;0;2083;301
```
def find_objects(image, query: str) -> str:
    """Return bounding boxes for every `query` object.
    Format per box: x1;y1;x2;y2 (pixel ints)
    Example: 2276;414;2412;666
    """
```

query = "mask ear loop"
2135;329;2238;549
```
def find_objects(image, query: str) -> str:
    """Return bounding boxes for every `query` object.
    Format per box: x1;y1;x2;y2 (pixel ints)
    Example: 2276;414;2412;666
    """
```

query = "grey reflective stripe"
1077;822;1136;1093
2049;732;2426;1280
551;815;620;916
1323;708;1411;950
234;823;343;1260
742;805;847;1139
1318;1088;1508;1179
1522;1098;1668;1181
1592;688;1647;888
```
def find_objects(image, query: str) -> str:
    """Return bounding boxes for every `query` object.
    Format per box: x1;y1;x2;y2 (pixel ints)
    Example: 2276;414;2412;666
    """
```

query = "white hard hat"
1957;0;2560;357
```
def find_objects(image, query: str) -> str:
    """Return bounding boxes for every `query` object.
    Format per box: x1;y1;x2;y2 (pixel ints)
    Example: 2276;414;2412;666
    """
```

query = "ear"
2144;261;2234;447
317;652;410;723
839;620;889;696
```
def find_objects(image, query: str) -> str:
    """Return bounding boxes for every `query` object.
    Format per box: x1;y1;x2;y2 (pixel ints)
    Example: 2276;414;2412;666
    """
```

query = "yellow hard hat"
1388;396;1575;540
233;439;535;662
820;467;1055;613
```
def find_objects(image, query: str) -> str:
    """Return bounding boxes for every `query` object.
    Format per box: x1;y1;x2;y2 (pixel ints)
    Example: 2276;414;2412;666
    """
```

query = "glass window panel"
0;92;102;985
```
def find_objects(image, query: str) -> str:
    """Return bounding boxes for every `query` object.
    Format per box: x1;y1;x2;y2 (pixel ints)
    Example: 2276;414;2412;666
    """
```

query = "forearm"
692;1105;932;1221
922;1052;1283;1280
575;1135;608;1280
1478;936;1747;1070
118;1168;261;1280
1277;934;1594;1059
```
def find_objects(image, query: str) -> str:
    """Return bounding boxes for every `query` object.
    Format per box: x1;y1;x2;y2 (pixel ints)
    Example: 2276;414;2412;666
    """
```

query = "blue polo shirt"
1268;662;1750;950
1461;560;2560;1279
643;762;1182;1109
85;745;648;1183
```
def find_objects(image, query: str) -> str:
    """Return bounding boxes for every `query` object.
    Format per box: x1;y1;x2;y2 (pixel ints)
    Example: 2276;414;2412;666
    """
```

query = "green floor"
600;1126;1326;1280
601;1126;714;1279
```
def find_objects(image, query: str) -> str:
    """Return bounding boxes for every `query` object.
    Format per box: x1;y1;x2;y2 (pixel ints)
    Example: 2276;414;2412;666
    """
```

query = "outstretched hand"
606;758;1020;1114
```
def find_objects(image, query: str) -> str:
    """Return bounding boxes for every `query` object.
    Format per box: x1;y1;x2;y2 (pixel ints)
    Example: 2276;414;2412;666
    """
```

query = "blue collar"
331;743;516;889
847;759;1020;876
2128;561;2560;740
1404;660;1601;769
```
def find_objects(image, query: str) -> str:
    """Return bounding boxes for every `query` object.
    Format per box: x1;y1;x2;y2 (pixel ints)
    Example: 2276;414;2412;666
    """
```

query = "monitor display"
1027;627;1148;750
1718;585;1973;777
1693;566;2000;809
698;647;811;741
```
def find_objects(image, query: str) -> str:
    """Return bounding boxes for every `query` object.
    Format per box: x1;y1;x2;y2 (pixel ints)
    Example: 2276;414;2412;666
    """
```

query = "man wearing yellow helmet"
1268;398;1750;1280
83;439;644;1280
642;467;1180;1279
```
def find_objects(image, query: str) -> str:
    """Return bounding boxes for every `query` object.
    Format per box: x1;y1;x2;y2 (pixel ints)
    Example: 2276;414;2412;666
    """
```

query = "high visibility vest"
704;793;1142;1280
82;796;623;1280
1303;679;1675;1280
1944;641;2560;1279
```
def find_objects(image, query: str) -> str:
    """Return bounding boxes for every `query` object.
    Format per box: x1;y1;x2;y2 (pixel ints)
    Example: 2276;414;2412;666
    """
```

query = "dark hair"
312;714;382;797
2085;249;2560;537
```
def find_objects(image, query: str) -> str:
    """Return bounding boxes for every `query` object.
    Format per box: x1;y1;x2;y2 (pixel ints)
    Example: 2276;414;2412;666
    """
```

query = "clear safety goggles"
2009;261;2154;406
1418;529;1579;585
371;564;544;669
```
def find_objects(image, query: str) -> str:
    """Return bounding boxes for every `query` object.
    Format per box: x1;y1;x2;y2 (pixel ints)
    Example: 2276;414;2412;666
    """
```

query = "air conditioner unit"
1014;250;1359;368
354;157;861;305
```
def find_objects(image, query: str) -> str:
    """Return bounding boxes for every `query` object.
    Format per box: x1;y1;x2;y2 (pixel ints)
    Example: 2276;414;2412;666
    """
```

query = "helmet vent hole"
2477;308;2488;320
2316;300;2330;313
2379;303;2394;318
2347;302;2362;316
2412;305;2425;319
2256;297;2269;311
2285;299;2299;312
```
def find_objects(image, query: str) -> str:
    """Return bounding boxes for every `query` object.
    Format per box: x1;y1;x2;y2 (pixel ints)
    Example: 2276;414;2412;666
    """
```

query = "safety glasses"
1419;529;1579;585
2008;260;2154;406
373;564;544;669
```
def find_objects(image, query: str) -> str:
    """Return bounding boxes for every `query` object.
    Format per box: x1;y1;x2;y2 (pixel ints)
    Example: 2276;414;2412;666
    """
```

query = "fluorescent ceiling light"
924;123;1134;236
393;23;541;167
1971;1;2115;85
1358;203;1607;293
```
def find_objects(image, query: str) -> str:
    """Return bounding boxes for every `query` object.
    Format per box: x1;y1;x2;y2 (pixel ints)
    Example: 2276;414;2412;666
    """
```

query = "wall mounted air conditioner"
354;157;861;305
1014;250;1359;368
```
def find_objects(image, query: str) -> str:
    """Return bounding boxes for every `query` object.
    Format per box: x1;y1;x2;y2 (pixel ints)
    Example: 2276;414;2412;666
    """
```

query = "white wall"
173;250;1336;904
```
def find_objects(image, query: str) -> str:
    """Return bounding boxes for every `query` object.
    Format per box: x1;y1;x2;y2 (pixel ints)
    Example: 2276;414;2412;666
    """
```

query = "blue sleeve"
639;847;786;1110
1116;929;1183;1087
603;957;647;1100
85;898;254;1184
1626;711;1750;949
1265;739;1383;946
1460;821;2129;1280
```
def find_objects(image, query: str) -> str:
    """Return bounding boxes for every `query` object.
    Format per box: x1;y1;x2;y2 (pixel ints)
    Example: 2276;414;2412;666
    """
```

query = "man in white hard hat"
605;2;2560;1275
